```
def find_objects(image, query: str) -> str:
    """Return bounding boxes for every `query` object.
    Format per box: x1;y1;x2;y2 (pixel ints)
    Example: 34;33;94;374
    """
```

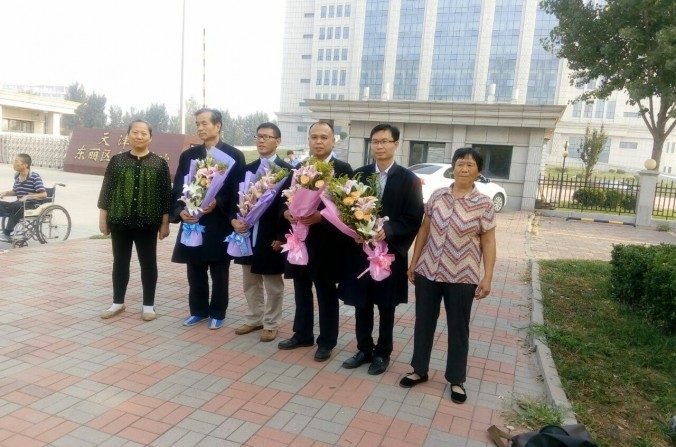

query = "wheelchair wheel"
36;205;71;243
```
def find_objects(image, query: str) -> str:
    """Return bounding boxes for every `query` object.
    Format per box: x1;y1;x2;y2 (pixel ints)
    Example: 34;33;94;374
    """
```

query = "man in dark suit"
277;121;353;362
171;108;245;330
232;122;292;342
340;123;423;375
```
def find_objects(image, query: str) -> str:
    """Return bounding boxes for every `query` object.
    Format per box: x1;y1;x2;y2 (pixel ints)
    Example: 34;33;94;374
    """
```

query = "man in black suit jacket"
278;121;353;362
171;108;245;330
340;123;423;375
232;122;292;343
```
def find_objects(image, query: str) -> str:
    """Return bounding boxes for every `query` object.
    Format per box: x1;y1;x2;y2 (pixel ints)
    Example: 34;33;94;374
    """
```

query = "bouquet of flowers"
320;174;394;281
178;149;236;246
225;159;289;257
280;157;334;265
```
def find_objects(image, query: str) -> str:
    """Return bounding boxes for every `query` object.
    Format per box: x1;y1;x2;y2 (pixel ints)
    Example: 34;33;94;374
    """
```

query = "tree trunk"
651;135;665;169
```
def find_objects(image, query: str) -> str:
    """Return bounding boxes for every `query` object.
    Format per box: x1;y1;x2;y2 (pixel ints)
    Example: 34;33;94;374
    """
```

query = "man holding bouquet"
340;123;423;375
231;122;292;342
278;121;353;362
171;108;245;330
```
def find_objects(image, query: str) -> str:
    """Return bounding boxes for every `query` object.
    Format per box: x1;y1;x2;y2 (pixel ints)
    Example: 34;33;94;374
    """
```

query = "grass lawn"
537;260;675;447
544;165;637;180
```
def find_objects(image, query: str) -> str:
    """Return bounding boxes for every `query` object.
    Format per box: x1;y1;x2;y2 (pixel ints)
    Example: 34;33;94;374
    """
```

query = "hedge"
573;187;637;211
610;244;676;333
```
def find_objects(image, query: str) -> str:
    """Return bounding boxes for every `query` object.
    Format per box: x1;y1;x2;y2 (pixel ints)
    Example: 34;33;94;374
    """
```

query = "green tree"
108;105;124;129
541;0;676;168
79;92;108;128
142;103;171;133
579;125;608;183
61;82;87;133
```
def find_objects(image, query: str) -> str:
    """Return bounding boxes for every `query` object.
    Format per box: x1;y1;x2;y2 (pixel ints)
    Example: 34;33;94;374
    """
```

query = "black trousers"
291;268;339;349
111;226;159;306
186;260;229;319
355;301;396;359
0;200;33;234
411;274;476;384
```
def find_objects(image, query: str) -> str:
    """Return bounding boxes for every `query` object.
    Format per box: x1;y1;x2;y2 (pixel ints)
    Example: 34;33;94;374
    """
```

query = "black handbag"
488;424;598;447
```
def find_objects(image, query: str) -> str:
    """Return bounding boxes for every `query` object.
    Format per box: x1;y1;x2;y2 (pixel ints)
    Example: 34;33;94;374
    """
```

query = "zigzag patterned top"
415;186;496;285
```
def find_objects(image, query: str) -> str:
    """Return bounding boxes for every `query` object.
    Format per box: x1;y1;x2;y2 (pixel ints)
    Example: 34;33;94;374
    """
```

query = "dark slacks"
0;200;31;234
187;260;230;319
411;274;476;384
110;226;159;306
355;300;396;358
291;268;339;349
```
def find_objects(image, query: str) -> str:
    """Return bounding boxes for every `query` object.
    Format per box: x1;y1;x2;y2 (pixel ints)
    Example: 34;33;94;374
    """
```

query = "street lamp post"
557;141;569;206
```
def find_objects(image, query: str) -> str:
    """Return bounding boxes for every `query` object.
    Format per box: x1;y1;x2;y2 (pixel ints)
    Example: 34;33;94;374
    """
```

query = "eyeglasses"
371;139;396;146
254;135;278;142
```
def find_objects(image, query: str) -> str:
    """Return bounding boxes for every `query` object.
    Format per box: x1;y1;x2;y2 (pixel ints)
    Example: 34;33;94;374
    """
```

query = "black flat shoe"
399;372;428;388
278;338;313;350
314;347;332;362
342;351;372;369
367;356;389;375
450;383;467;404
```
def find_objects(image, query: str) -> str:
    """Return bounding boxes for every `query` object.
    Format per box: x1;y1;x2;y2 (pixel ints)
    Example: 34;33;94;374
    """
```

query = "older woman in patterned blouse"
400;147;497;404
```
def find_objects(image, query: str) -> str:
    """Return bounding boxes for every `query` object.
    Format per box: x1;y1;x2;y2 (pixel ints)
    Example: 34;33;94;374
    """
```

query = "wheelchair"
0;183;72;248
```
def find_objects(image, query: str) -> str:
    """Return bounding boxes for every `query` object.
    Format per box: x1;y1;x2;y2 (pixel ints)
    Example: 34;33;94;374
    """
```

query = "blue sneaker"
183;315;207;326
208;318;224;330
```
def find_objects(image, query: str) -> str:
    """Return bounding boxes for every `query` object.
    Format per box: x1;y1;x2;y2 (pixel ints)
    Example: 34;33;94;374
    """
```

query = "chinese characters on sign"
73;132;151;163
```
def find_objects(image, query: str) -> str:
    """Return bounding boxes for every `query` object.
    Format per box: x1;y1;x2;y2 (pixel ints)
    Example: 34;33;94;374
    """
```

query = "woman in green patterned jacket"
97;120;171;321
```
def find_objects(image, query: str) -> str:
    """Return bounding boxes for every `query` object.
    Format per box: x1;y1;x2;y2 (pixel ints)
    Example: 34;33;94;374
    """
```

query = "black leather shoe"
367;356;390;375
314;347;332;362
450;383;467;404
399;372;429;388
342;351;373;369
278;338;313;350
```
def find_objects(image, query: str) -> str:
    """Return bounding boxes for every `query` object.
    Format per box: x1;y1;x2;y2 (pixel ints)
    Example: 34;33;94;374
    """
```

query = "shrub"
573;187;606;207
621;194;637;211
604;190;624;209
616;169;626;174
608;168;616;173
610;244;676;333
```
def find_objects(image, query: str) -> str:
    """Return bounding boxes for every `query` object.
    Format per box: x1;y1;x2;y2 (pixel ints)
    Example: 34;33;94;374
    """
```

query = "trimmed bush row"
610;244;676;333
573;187;637;210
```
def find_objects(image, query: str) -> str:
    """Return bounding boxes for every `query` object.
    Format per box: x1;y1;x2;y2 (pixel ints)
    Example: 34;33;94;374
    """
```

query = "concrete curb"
529;259;578;425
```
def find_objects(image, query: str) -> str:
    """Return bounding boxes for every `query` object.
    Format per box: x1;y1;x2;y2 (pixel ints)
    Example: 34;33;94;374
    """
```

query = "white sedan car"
409;163;507;212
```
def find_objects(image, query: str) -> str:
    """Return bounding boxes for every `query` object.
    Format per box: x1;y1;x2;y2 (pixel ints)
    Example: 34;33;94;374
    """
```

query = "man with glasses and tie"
232;123;292;342
339;123;423;375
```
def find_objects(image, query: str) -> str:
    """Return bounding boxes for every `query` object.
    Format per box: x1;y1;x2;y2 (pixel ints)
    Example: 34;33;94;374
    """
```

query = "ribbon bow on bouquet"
225;231;252;257
180;223;205;247
359;240;395;281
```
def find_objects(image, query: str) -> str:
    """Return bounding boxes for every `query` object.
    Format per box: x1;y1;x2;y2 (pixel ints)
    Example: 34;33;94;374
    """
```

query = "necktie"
378;171;387;198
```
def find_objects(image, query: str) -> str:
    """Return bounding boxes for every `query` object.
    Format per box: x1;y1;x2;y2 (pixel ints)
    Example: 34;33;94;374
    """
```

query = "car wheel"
492;193;505;212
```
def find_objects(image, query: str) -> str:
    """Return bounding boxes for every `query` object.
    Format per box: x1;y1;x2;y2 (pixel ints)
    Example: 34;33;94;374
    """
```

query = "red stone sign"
63;127;201;178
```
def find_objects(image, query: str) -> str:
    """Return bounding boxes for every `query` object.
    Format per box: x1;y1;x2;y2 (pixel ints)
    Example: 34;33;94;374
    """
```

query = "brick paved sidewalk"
1;212;670;446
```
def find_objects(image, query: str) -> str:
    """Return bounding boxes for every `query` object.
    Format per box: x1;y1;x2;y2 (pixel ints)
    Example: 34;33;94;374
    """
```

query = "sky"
0;0;286;119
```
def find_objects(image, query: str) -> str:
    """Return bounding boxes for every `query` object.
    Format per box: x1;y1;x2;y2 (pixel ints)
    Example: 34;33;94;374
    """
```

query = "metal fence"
537;174;640;215
0;133;70;169
653;179;676;220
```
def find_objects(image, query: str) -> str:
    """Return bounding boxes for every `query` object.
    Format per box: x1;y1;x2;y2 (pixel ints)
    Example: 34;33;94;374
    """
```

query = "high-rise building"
278;0;675;174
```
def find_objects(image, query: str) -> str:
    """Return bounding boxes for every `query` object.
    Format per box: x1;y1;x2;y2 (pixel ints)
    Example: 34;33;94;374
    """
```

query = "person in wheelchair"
0;153;48;242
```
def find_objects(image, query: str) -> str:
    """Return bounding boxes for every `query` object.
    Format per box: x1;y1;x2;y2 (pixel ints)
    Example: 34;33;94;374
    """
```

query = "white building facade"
277;0;675;174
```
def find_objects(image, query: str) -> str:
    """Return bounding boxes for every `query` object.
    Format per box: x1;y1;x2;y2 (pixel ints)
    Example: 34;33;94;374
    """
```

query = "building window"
572;102;582;118
584;103;593;118
318;49;324;60
300;78;310;83
331;93;337;99
326;50;332;61
329;5;335;17
323;93;329;99
335;27;341;39
342;48;348;60
340;70;347;86
316;70;322;85
364;138;373;165
304;12;314;18
321;6;327;17
333;48;340;60
315;93;321;99
472;144;513;179
337;5;343;16
594;100;605;118
339;94;345;100
327;27;333;39
343;27;349;39
324;70;330;85
606;100;616;119
303;33;313;39
301;54;311;60
299;101;308;107
345;4;351;17
332;69;338;85
298;125;308;132
623;111;640;118
319;27;325;39
619;141;638;149
2;119;33;133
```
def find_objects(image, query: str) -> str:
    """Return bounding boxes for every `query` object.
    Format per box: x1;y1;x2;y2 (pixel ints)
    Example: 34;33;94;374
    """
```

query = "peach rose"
354;210;365;220
342;196;355;206
300;175;310;185
314;180;325;189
